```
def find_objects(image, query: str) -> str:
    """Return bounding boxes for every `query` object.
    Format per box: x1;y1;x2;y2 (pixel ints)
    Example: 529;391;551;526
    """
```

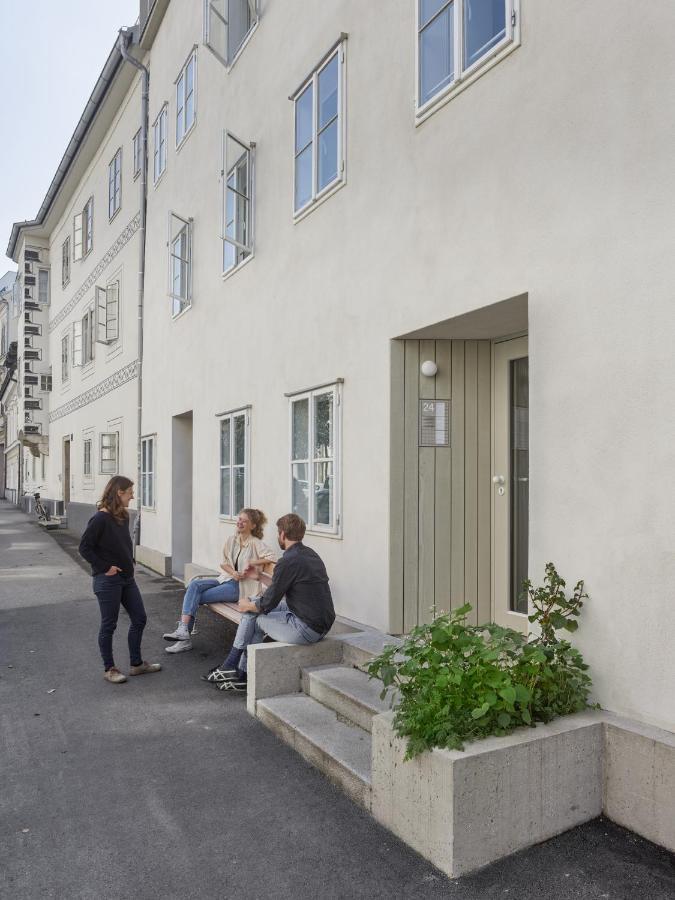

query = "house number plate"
419;399;450;447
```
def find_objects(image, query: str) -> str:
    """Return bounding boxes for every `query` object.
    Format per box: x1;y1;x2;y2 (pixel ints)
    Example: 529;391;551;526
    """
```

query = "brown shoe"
104;667;127;684
129;661;162;676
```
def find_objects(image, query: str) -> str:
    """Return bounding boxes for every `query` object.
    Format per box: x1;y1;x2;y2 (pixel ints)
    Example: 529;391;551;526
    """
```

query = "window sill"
305;527;343;541
171;302;192;323
415;38;520;126
221;253;254;283
293;177;346;225
153;169;167;190
175;121;196;155
141;504;157;513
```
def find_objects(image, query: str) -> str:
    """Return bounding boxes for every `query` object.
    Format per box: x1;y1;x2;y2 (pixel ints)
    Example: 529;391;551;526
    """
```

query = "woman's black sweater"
79;510;134;576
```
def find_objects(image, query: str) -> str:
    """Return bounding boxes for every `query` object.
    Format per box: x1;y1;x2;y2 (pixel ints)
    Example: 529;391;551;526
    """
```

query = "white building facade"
6;0;675;741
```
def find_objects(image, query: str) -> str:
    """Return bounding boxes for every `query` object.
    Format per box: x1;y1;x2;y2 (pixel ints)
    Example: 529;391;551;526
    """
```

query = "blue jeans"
229;601;325;673
182;578;238;620
93;573;147;670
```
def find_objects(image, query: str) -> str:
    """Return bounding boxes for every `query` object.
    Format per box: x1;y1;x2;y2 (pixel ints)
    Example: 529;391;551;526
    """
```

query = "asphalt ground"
1;500;674;899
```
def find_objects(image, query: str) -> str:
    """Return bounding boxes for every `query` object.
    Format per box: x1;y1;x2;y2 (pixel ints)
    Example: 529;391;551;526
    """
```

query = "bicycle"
24;486;51;523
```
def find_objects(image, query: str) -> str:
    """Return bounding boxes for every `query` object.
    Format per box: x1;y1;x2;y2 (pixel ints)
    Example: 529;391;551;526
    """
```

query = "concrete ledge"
135;544;172;577
247;640;343;715
184;563;218;584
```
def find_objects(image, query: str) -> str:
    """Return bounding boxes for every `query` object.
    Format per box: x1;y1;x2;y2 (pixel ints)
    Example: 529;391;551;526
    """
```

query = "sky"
0;0;140;274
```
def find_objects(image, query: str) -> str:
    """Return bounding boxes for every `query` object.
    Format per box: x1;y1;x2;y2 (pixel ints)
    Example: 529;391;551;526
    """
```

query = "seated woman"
163;508;276;653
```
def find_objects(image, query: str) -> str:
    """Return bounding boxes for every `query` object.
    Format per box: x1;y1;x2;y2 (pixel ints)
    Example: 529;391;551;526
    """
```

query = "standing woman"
79;475;161;684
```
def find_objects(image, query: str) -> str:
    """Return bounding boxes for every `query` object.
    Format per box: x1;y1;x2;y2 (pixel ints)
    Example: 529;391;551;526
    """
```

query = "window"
80;306;95;365
40;374;52;392
141;436;155;508
219;409;248;517
61;334;69;382
169;213;192;316
108;148;122;219
95;282;120;343
73;196;94;260
133;129;142;178
417;0;516;109
83;438;92;477
100;432;119;475
25;262;32;274
204;0;258;66
290;383;341;533
292;43;344;214
222;132;254;274
176;52;196;146
38;269;50;304
62;237;71;287
153;105;168;182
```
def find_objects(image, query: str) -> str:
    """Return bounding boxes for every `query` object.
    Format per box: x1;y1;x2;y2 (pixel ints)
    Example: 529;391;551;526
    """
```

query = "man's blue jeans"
182;577;238;620
229;601;325;672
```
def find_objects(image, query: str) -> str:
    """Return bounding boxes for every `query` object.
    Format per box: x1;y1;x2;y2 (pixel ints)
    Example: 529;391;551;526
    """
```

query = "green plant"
368;563;593;759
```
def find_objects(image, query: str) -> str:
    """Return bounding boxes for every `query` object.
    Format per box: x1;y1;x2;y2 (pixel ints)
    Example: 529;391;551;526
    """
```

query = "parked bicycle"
23;486;51;523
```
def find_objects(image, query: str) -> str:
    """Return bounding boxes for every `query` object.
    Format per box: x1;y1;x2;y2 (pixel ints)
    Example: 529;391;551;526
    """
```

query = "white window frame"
289;382;342;536
108;148;122;220
218;407;250;520
95;281;120;344
38;268;50;305
141;435;156;509
176;50;197;149
221;131;255;276
292;41;346;218
73;196;93;261
100;432;119;476
62;237;71;287
203;0;259;68
61;333;70;383
153;104;168;184
81;305;95;366
40;373;52;393
415;0;519;120
83;437;93;478
133;128;142;179
169;212;193;317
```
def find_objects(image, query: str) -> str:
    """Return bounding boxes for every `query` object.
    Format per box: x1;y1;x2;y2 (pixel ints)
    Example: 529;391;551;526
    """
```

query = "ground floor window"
100;432;119;475
289;383;341;533
219;408;249;517
141;436;155;508
83;438;92;477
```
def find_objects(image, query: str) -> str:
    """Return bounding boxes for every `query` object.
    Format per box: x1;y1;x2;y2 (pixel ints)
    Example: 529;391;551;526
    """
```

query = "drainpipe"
118;28;149;554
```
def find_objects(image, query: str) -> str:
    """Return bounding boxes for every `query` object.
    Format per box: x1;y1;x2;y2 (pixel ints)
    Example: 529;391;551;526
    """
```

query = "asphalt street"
1;500;674;900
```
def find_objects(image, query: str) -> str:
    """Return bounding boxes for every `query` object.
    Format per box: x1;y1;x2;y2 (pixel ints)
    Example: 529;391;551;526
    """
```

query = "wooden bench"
206;601;244;626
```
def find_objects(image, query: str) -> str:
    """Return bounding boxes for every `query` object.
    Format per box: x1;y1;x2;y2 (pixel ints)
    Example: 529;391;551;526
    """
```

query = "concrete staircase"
255;657;393;810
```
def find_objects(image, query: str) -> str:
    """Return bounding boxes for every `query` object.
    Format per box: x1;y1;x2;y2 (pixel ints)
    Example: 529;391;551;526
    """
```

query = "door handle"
492;475;505;485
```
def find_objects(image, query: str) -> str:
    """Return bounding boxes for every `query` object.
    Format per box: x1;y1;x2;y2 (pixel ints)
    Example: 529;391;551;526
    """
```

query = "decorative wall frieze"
49;212;141;333
48;360;139;422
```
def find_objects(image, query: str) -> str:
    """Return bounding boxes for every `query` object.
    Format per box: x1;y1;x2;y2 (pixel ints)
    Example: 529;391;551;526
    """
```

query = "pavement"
1;499;674;900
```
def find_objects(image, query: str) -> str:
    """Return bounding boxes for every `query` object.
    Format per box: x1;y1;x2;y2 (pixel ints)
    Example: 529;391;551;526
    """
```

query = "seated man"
203;513;335;691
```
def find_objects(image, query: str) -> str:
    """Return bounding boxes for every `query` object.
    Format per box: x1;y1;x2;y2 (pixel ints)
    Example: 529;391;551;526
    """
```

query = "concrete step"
339;630;403;669
256;693;372;809
302;665;394;733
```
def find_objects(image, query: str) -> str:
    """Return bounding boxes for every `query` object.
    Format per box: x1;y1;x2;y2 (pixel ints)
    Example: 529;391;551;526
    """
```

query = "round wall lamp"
420;360;438;377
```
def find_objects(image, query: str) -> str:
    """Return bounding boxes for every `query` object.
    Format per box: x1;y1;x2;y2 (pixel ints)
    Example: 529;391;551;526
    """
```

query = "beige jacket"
218;534;277;600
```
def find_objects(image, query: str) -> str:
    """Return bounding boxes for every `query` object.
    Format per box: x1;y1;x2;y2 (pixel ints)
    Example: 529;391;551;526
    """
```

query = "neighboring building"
6;0;675;749
0;271;19;499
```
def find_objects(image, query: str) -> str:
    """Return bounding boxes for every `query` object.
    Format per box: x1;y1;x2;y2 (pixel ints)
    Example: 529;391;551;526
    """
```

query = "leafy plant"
368;563;593;759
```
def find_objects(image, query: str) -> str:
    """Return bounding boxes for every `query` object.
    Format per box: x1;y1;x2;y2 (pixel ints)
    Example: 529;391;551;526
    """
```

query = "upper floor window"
417;0;517;110
222;132;254;275
204;0;258;67
169;212;192;317
73;196;94;261
38;269;50;305
80;305;95;366
95;282;120;344
133;129;142;179
108;148;122;219
292;43;345;215
62;237;71;287
153;105;168;183
219;408;249;518
83;438;93;477
176;52;196;146
61;333;69;382
289;382;341;534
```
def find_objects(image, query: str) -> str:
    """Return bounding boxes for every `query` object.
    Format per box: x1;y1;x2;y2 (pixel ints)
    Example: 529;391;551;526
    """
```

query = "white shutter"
72;321;83;367
106;282;119;341
95;287;108;343
205;0;228;64
73;213;83;261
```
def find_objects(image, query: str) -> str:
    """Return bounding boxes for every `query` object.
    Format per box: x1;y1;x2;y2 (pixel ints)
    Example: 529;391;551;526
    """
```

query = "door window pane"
292;462;309;520
464;0;506;69
292;398;309;459
420;1;454;104
509;356;528;613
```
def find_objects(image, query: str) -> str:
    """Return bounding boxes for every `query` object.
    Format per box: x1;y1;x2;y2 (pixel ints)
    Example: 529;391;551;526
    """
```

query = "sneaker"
129;661;162;676
165;640;193;654
216;677;247;692
201;667;238;683
103;667;127;684
163;622;191;641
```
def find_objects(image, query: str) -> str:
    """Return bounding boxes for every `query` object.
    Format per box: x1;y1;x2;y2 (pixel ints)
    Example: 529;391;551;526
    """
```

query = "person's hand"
105;566;122;576
242;563;260;580
219;563;228;572
236;598;259;613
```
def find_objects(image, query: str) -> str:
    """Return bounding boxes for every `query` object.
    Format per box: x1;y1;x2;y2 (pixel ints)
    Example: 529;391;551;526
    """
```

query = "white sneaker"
163;622;190;641
165;640;193;653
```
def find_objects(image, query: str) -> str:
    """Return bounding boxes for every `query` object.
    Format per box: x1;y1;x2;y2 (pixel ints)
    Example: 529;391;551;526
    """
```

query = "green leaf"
515;684;531;703
563;620;578;632
471;702;490;719
499;686;517;705
522;709;532;725
497;712;511;728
